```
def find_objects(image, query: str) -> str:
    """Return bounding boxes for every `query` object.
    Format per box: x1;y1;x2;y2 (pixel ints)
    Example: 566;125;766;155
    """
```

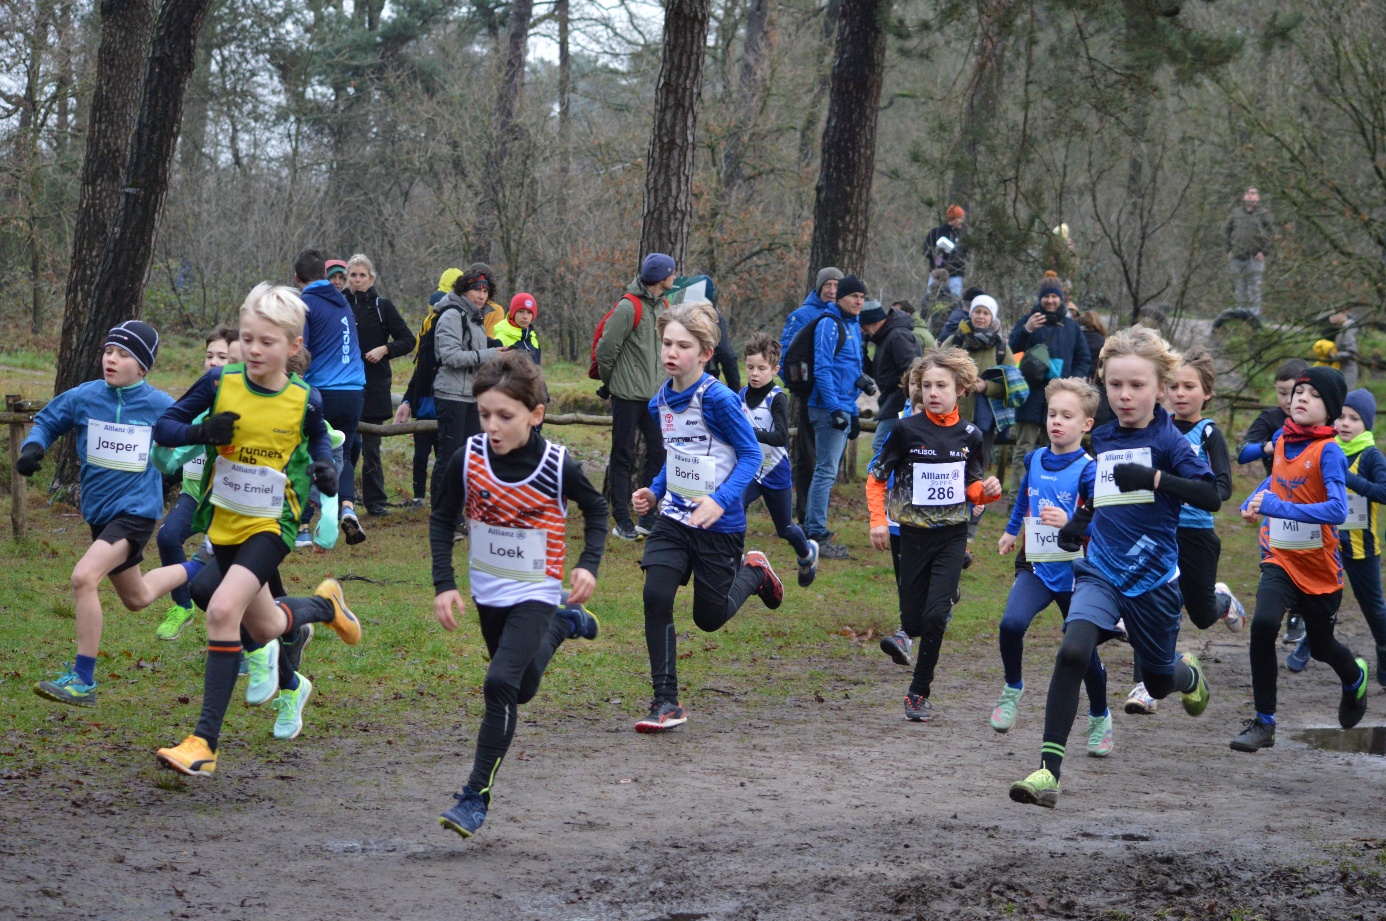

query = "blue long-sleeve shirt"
154;368;332;463
301;279;366;390
1241;433;1348;526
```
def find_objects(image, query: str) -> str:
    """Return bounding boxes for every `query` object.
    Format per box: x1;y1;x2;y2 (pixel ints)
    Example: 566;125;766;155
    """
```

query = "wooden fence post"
7;395;27;540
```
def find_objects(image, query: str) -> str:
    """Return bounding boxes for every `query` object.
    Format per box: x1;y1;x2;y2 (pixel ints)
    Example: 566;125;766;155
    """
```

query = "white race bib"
85;419;151;473
469;521;548;582
669;449;716;499
208;456;286;519
759;445;777;476
912;461;965;506
1094;448;1154;507
182;452;206;481
1268;516;1324;550
1025;516;1082;562
1342;494;1371;531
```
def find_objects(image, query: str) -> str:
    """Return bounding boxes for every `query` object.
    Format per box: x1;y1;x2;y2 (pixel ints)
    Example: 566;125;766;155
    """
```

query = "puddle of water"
1294;726;1386;755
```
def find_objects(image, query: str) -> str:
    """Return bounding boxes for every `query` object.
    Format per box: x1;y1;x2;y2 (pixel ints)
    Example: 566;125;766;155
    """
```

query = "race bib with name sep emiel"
208;456;286;519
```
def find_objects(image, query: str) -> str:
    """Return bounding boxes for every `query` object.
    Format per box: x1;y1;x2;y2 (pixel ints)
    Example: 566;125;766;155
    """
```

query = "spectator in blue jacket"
780;266;842;525
1006;274;1092;495
804;274;866;559
294;248;368;545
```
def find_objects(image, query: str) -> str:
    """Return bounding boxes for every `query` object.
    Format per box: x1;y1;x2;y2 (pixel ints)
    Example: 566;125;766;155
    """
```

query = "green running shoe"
1009;767;1061;808
34;666;97;707
1087;712;1114;757
990;685;1024;733
271;675;313;740
1339;657;1370;729
155;603;195;641
243;639;280;706
1179;651;1210;716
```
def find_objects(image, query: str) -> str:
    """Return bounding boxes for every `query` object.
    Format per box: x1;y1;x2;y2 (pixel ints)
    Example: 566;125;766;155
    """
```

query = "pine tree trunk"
719;0;771;191
638;0;711;264
473;0;536;264
806;0;888;288
947;0;1016;206
555;0;571;227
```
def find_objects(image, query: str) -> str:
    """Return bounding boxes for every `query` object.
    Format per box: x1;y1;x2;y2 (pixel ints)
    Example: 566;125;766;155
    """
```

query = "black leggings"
1133;527;1227;682
643;564;761;702
412;428;439;500
897;524;968;699
1249;564;1357;715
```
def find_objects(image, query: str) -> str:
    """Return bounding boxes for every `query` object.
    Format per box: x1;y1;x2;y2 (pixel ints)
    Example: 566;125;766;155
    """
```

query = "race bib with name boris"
1025;516;1083;562
469;521;548;582
1341;493;1370;531
912;461;965;506
85;419;152;473
1094;448;1154;507
669;449;716;499
208;456;287;519
1268;516;1324;550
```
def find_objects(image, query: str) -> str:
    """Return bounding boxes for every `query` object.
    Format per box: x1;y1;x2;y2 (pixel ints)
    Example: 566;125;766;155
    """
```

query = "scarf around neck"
1336;429;1375;457
1281;420;1337;444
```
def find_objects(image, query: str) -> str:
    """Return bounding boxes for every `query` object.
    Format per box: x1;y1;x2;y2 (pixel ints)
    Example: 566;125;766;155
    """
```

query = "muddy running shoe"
797;539;819;588
272;675;313;740
1124;682;1157;715
743;551;783;609
611;521;639;541
990;685;1024;733
1112;618;1129;643
244;640;281;706
1215;582;1245;632
439;789;488;838
1087;712;1114;757
156;603;196;641
33;666;97;707
156;735;217;776
1229;717;1276;752
880;630;913;667
1009;767;1060;808
817;541;850;560
1339;658;1370;729
406;497;426;510
903;694;934;722
1285;637;1311;673
635;699;687;733
1179;652;1210;716
636;513;658;537
315;578;362;645
281;624;313;677
340;508;366;545
1282;615;1305;646
557;602;600;641
294;528;314;549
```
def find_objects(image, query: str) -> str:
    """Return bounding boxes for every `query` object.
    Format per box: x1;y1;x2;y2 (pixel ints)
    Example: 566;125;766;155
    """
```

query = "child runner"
1230;368;1372;752
992;378;1112;756
22;322;204;706
1285;389;1386;681
1125;347;1244;714
151;283;364;776
631;300;784;733
866;347;1004;722
1009;326;1218;808
741;332;819;587
429;352;607;838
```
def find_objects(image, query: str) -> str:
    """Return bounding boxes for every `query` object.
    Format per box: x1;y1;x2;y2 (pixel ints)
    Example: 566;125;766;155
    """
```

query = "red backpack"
588;293;644;380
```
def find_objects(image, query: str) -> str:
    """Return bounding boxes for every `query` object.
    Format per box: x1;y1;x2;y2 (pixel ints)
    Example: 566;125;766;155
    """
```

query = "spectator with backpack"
396;270;463;507
860;300;923;455
780;266;843;526
595;253;676;540
431;269;504;505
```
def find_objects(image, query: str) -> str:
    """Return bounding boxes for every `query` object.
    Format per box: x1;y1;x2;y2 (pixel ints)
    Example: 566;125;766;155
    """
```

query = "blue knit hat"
639;253;676;284
1344;389;1376;430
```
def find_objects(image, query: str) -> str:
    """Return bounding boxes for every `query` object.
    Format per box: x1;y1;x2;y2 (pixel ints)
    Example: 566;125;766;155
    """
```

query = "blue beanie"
1038;277;1065;300
1344;389;1376;430
105;320;159;372
640;253;677;284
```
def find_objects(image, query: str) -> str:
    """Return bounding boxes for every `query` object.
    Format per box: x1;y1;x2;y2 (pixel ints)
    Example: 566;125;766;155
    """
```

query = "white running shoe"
1123;682;1157;715
1215;581;1245;632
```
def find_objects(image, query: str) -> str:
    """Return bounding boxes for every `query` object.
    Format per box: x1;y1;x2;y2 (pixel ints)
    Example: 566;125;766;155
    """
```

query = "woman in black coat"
344;254;416;516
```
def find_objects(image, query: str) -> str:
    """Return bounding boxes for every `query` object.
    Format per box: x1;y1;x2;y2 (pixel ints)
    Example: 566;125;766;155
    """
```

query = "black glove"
1057;505;1093;553
1113;462;1158;493
595;383;611;401
188;411;240;445
15;442;43;477
849;415;861;440
311;459;339;497
855;374;879;397
831;410;850;431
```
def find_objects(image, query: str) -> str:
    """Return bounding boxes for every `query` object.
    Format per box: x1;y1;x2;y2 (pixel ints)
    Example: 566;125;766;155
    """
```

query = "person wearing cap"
1006;273;1092;497
596;253;677;540
860;299;923;455
493;292;542;363
780;266;843;525
326;260;348;292
466;262;508;338
924;205;969;299
18;320;198;707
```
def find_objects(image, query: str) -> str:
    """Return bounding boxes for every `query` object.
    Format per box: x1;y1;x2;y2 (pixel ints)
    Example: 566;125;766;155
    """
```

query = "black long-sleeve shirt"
1173;418;1234;503
744;382;790;448
429;432;608;594
1240;407;1287;475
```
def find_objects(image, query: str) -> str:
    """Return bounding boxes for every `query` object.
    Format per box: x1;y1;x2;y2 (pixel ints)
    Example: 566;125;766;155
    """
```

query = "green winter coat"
595;277;669;402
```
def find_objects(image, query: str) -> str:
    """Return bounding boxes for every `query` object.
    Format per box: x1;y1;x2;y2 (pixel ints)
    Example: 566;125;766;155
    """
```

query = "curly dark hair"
453;270;494;297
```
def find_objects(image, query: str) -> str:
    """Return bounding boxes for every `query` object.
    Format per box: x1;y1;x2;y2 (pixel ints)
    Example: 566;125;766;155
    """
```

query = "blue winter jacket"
23;379;175;525
779;289;833;361
1007;309;1092;424
301;280;366;390
809;303;864;415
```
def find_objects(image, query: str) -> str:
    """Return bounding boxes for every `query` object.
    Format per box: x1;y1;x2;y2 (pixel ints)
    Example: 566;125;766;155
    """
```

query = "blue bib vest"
1026;447;1091;593
1177;419;1215;529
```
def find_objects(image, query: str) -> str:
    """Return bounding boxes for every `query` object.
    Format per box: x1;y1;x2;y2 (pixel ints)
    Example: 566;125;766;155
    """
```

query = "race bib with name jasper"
85;419;152;473
1341;494;1370;531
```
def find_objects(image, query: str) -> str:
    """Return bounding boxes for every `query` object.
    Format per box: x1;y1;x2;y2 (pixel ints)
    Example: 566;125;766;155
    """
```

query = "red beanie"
946;204;965;222
509;292;537;322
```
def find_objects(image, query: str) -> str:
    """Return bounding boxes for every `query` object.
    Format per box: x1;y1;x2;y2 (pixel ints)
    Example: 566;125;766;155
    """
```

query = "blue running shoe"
557;603;600;641
439;789;488;838
1286;637;1311;673
34;666;97;707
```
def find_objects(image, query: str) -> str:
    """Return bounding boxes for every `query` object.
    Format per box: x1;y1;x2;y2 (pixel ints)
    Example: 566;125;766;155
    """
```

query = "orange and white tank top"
462;434;568;606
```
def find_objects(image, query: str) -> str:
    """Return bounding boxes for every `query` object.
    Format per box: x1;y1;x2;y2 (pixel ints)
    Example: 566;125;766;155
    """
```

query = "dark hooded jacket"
866;308;924;421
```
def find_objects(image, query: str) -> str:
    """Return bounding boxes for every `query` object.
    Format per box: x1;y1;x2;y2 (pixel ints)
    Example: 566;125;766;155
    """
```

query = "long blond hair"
906;346;979;405
1098;325;1180;386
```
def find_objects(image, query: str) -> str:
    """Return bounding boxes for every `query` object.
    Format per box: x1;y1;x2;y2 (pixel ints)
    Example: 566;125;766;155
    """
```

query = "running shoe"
340;508;366;545
1087;712;1114;757
635;699;687;733
33;666;97;707
990;685;1024;733
1009;767;1060;808
797;539;819;588
1124;682;1157;715
366;505;390;517
611;522;639;541
244;640;281;706
315;578;362;645
1229;717;1276;752
880;630;912;666
1282;615;1305;645
156;735;217;776
1179;651;1210;716
406;497;426;510
903;694;934;722
1339;658;1370;729
636;513;658;537
1215;582;1245;632
294;528;314;549
962;549;975;570
272;675;313;740
439;789;488;838
155;603;196;641
743;551;783;609
817;541;850;560
557;602;600;641
238;655;249;678
1285;637;1311;673
282;624;313;677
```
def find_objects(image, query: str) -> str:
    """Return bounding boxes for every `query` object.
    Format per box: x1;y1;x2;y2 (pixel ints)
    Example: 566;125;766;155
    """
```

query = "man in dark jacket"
1006;275;1092;494
344;255;416;516
860;301;922;454
923;205;969;298
1226;187;1274;315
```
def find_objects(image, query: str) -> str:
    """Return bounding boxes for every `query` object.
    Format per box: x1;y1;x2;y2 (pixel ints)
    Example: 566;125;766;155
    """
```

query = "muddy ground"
3;616;1385;921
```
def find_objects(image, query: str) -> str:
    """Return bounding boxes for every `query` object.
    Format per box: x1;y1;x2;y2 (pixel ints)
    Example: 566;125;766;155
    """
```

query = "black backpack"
411;302;460;402
783;313;847;397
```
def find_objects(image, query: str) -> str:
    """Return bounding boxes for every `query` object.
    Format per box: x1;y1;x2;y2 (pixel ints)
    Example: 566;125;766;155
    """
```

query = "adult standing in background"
860;300;923;455
431;270;503;505
1226;187;1274;315
344;254;415;517
466;262;508;338
937;286;983;345
326;259;348;292
781;266;843;525
1075;311;1114;427
396;268;464;508
924;205;969;299
295;248;368;544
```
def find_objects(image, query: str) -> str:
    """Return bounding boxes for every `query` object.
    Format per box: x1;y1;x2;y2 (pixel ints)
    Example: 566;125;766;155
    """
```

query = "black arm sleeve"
1156;473;1221;512
429;449;467;593
382;300;417;360
1204;425;1234;502
562;456;608;576
755;394;791;448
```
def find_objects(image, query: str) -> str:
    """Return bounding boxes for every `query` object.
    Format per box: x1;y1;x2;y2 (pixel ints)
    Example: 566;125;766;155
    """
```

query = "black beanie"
105;320;159;372
837;275;867;299
1295;366;1346;426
